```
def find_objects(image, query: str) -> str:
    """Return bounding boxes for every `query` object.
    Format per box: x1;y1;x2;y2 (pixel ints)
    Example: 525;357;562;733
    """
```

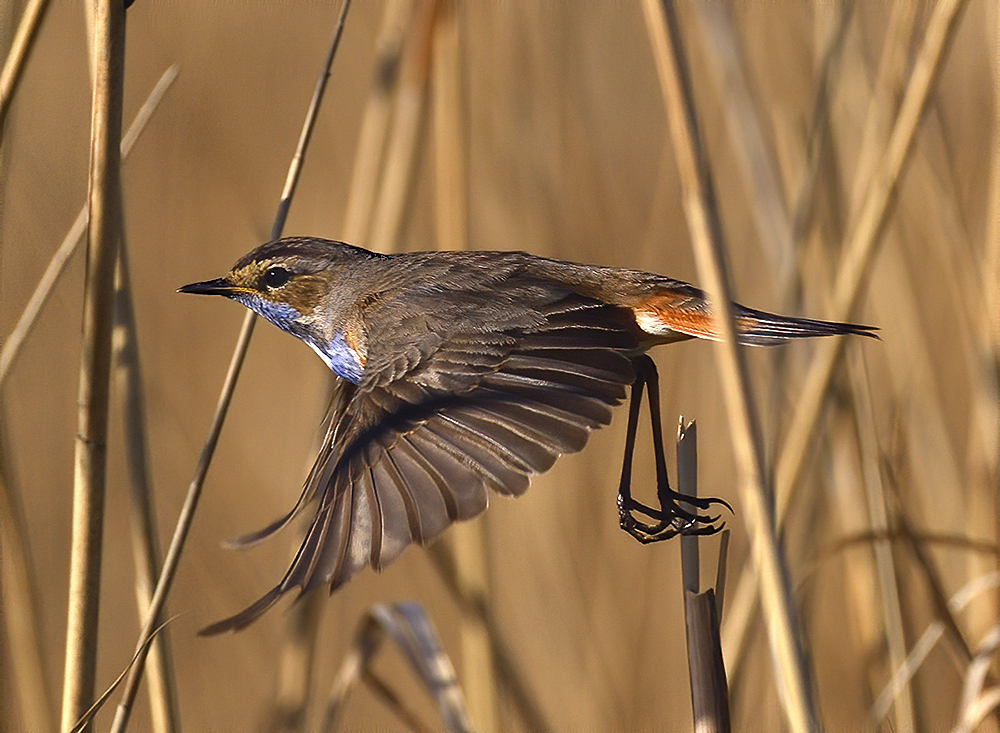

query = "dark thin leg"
618;355;731;544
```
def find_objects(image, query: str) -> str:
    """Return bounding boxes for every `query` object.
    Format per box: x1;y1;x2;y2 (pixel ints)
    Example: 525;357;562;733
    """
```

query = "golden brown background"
2;0;998;730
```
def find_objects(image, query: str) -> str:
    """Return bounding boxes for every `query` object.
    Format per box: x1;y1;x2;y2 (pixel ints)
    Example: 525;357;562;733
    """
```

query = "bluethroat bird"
181;237;876;633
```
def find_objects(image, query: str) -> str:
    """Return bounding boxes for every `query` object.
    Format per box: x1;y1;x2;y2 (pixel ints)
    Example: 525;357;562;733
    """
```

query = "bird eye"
262;267;291;289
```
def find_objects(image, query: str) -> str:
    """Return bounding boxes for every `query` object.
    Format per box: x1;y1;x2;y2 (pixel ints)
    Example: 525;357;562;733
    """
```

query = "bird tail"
733;305;879;346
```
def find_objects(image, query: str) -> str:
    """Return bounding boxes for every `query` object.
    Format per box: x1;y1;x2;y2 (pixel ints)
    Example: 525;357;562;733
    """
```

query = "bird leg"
617;355;730;544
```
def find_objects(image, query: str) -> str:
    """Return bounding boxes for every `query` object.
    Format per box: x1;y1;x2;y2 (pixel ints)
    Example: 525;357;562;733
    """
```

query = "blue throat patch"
308;333;364;383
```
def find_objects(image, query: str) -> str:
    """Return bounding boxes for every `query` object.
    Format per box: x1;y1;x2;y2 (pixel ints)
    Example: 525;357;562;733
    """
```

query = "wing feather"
201;292;641;634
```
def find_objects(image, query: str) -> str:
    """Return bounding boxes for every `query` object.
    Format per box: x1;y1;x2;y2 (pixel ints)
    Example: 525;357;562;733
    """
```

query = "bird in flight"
180;237;876;633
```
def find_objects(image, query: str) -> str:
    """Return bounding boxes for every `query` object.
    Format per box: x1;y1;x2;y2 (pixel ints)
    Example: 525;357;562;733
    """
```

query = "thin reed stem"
113;241;180;733
0;65;179;389
722;0;972;686
641;0;817;729
61;0;125;729
109;3;352;730
0;0;50;133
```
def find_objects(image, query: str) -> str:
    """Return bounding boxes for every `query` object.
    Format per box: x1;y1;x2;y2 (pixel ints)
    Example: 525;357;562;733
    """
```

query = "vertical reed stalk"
112;242;180;733
61;0;125;730
722;0;971;685
641;0;817;729
109;4;352;730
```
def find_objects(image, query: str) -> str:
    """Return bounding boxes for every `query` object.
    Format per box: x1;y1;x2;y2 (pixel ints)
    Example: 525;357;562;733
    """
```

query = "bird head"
179;238;381;382
180;238;378;330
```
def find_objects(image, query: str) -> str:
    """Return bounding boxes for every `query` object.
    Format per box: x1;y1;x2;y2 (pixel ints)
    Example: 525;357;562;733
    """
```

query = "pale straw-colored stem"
112;241;180;733
640;0;817;729
109;3;352;730
0;65;179;389
61;0;125;729
722;0;971;686
0;0;50;132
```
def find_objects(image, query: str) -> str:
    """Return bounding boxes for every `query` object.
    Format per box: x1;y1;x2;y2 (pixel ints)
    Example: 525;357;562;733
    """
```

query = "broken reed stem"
108;3;352;731
685;590;731;733
677;421;731;733
113;241;180;733
61;0;125;730
0;65;179;389
641;0;817;729
0;0;50;133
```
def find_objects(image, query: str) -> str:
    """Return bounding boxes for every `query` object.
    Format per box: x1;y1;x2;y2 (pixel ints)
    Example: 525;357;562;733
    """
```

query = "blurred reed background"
1;0;998;730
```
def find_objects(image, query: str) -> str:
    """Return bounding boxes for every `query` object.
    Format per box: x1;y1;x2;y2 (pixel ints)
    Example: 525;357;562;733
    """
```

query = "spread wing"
201;292;639;634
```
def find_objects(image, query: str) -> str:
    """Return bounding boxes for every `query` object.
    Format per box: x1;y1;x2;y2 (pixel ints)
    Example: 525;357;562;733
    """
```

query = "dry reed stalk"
108;4;353;730
688;3;794;289
0;0;49;132
368;0;435;253
0;65;179;388
641;0;817;729
679;420;700;595
61;0;125;729
772;0;970;547
112;242;179;733
848;349;914;732
678;421;731;733
0;430;55;732
845;0;917;220
431;0;467;253
342;0;415;245
990;0;1000;647
427;543;553;732
722;0;971;682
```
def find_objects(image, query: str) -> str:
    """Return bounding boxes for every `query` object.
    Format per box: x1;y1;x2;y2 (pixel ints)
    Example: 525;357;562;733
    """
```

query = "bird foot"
617;490;729;544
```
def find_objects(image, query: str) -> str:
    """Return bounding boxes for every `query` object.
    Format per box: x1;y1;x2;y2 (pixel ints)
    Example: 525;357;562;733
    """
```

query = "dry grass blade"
322;603;473;733
68;617;179;733
641;0;816;729
108;3;353;730
0;64;179;388
0;0;49;133
953;625;1000;733
113;241;180;733
61;0;125;728
870;573;1000;725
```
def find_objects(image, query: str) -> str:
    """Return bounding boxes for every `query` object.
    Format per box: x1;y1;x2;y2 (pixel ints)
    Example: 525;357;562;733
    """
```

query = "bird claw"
617;490;728;544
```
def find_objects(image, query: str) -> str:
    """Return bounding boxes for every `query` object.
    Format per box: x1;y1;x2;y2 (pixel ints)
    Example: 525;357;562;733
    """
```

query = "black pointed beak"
178;277;233;296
